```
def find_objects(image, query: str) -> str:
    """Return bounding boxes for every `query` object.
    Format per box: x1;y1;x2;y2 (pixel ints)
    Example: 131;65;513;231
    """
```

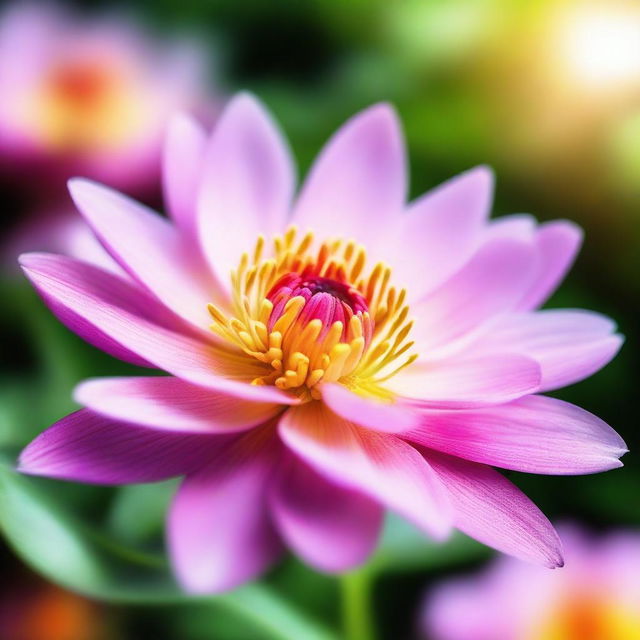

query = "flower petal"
517;220;583;311
406;395;627;474
466;310;623;391
279;402;452;539
411;237;537;354
485;213;537;240
168;426;282;593
163;112;208;238
385;354;541;408
69;178;219;328
20;252;299;405
19;252;186;367
391;166;493;301
424;450;564;567
320;383;420;433
18;409;225;484
197;93;295;290
74;377;281;434
269;453;383;572
291;104;406;249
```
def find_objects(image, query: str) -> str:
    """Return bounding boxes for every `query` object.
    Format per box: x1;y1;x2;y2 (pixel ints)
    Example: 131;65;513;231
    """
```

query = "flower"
0;577;106;640
0;2;209;193
423;524;640;640
18;94;627;593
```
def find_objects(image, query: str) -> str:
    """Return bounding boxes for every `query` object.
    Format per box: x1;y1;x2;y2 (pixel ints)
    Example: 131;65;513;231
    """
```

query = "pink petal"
385;354;541;408
74;377;281;434
20;252;299;405
406;395;627;474
197;93;295;290
168;426;282;593
19;252;188;367
517;220;583;311
291;104;406;249
411;237;537;354
320;383;420;433
18;409;226;484
425;450;563;567
466;310;623;391
485;214;536;240
269;453;382;572
279;403;452;539
69;178;220;328
391;166;493;301
163;113;208;238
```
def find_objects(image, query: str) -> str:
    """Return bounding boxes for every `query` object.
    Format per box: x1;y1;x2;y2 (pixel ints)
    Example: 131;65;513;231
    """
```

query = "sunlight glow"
561;6;640;89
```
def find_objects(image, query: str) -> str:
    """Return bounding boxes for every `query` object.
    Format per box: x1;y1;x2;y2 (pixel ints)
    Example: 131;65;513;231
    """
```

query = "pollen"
208;227;417;401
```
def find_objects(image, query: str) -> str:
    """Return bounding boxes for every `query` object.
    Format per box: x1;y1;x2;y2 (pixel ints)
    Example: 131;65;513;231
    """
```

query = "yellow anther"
324;343;352;382
350;249;366;282
208;304;228;325
284;225;297;248
253;234;265;264
344;240;355;261
296;231;314;256
269;332;282;350
306;369;325;387
348;314;363;340
238;331;256;350
343;337;365;374
272;296;305;335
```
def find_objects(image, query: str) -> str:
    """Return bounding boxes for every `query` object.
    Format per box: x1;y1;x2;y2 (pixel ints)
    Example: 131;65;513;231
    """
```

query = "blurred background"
0;0;638;638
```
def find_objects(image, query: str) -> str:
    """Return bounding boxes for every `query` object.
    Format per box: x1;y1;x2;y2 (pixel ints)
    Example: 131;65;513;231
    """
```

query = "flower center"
34;60;139;152
208;227;416;401
266;273;372;342
530;591;640;640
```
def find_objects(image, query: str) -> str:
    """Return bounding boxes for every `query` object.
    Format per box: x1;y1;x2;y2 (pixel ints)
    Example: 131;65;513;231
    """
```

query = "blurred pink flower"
0;1;210;193
423;525;640;640
18;94;626;593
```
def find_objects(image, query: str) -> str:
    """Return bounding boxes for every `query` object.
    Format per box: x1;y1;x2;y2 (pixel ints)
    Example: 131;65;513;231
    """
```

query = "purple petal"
425;450;564;567
406;395;627;474
385;354;541;408
517;220;583;311
21;252;299;405
466;310;623;391
168;426;282;593
197;93;295;291
411;237;537;354
291;104;406;250
75;376;281;434
392;166;493;301
19;252;188;367
18;409;226;484
269;453;382;572
163;113;208;239
69;178;221;328
279;403;452;539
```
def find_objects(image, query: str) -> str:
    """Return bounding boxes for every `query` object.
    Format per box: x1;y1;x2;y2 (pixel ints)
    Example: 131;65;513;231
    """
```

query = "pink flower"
0;2;209;193
423;525;640;640
18;94;626;593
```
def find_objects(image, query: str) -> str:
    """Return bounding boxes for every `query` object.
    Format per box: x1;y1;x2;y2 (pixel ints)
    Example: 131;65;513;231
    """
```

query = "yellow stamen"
207;226;418;401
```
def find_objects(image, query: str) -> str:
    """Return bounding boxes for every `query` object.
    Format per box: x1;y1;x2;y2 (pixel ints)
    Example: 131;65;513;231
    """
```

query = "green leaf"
0;458;337;640
369;513;488;572
107;480;177;545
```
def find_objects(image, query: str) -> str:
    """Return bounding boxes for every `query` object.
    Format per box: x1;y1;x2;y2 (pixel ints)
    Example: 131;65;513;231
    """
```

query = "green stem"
341;569;376;640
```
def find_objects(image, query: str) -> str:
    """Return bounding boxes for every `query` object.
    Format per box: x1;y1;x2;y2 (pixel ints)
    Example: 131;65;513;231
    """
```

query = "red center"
267;273;371;341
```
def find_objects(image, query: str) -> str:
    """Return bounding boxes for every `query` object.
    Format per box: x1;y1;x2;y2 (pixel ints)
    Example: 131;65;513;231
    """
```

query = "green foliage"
0;456;337;640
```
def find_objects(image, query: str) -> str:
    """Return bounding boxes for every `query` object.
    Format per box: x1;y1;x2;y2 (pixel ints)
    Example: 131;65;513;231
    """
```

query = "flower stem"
340;569;376;640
